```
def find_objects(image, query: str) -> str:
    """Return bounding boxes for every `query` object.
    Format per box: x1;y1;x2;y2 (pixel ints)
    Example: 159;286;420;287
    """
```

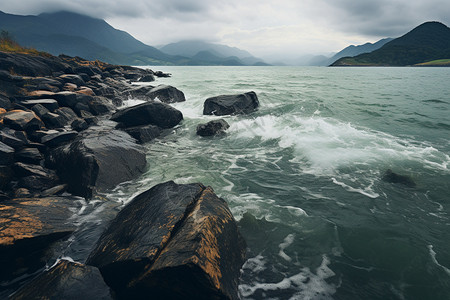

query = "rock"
41;112;67;129
41;131;78;148
18;174;60;191
21;99;59;111
203;91;259;116
0;141;15;165
88;96;115;115
111;102;183;129
153;70;171;78
13;161;57;178
0;131;26;150
41;184;68;197
74;65;98;76
59;74;85;86
77;87;95;96
87;181;246;299
124;125;161;143
71;118;89;132
49;128;146;198
382;169;416;187
53;91;78;108
73;102;92;116
138;74;155;82
1;110;44;132
0;165;12;190
15;148;43;164
10;260;113;300
31;104;50;118
0;52;70;77
197;119;230;136
56;107;79;125
0;196;78;281
0;94;12;110
148;85;186;103
63;82;78;91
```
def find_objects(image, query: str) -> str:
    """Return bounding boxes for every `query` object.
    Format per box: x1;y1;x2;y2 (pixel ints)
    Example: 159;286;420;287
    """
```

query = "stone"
197;119;230;136
77;87;95;96
18;174;60;191
138;74;155;82
111;102;183;129
53;91;78;108
124;125;161;143
0;197;78;281
87;181;246;299
41;184;68;197
41;112;67;129
382;169;416;187
15;148;43;164
49;129;146;198
0;141;15;165
10;260;113;300
63;82;78;91
59;74;85;86
1;110;44;131
147;84;186;103
21;99;59;111
88;96;115;115
75;65;98;76
56;107;78;125
41;131;78;148
71;118;89;132
0;52;70;77
203;91;259;116
0;94;12;110
0;165;12;190
13;162;57;179
0;131;26;150
31;104;50;118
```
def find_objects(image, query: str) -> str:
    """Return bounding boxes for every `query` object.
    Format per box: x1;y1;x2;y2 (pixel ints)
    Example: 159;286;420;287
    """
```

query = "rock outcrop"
197;119;230;136
87;181;246;299
203;91;259;116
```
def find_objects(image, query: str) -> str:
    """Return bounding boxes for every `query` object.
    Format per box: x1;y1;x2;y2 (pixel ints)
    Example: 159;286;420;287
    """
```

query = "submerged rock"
87;181;246;299
197;119;230;136
203;91;259;116
382;169;416;187
11;260;112;300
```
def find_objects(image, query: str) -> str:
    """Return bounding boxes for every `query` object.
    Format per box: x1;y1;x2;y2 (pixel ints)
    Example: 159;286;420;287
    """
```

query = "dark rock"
15;148;43;164
28;77;64;89
10;260;113;300
124;125;161;143
197;119;230;136
87;181;246;299
36;83;60;93
13;162;57;178
18;174;60;191
31;104;50;118
75;65;98;76
382;169;416;187
41;131;78;148
203;91;259;116
53;91;78;108
0;197;78;281
88;96;115;115
28;129;59;143
49;129;146;198
78;73;91;82
0;141;15;165
0;131;26;150
1;110;44;132
71;118;89;132
147;85;186;103
41;184;68;197
0;52;70;77
21;99;59;111
59;74;85;86
153;70;171;78
56;107;78;125
74;102;92;116
111;102;183;129
41;112;67;129
0;94;12;110
138;74;155;82
0;166;12;190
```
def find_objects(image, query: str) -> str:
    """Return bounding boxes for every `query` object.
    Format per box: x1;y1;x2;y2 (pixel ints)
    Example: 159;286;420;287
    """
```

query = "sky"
1;0;449;62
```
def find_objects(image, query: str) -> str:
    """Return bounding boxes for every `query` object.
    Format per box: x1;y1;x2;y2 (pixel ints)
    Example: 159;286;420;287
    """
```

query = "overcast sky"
1;0;449;60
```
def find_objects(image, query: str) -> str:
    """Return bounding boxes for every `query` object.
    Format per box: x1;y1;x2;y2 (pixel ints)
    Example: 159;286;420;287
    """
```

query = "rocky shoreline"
0;51;258;298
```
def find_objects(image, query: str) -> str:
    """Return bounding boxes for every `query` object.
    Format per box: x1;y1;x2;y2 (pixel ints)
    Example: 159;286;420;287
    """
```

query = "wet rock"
111;102;183;129
138;74;155;82
11;260;113;300
0;165;12;190
0;141;15;165
203;91;259;116
13;162;58;185
31;104;50;118
21;99;59;111
41;131;78;148
87;181;246;299
50;129;146;198
59;74;85;86
1;110;44;132
124;125;161;143
0;131;26;150
0;52;70;77
88;96;115;115
0;196;78;281
71;118;89;132
382;169;416;187
53;91;78;108
197;119;230;136
0;94;12;110
153;70;171;78
147;85;186;103
41;184;68;197
56;107;78;125
41;112;67;129
15;148;43;164
63;82;78;91
75;65;99;76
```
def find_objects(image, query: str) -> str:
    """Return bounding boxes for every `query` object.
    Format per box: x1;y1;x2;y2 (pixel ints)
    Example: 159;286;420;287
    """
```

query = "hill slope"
326;38;393;65
332;21;450;66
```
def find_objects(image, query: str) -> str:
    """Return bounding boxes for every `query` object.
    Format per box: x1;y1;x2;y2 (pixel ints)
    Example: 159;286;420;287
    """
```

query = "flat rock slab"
111;101;183;129
0;197;78;281
203;91;259;116
20;99;59;111
1;110;44;131
87;181;246;299
11;260;112;300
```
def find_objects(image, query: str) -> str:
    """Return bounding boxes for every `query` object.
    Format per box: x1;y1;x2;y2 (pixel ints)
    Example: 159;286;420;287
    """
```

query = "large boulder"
0;197;78;281
111;102;183;129
124;125;161;144
50;128;146;198
87;181;246;299
1;110;44;132
0;52;71;77
11;260;112;300
203;91;259;116
197;119;230;136
146;85;186;103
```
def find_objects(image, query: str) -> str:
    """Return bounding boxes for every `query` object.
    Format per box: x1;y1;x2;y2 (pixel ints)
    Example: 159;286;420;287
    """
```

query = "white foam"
119;98;146;108
279;234;295;262
331;178;380;199
241;254;267;273
428;245;450;276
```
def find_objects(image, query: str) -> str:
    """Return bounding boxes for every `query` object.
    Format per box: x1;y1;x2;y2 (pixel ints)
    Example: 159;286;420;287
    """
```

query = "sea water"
49;67;450;299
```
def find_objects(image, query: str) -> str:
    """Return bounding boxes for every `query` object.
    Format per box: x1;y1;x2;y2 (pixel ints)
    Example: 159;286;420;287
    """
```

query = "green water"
95;67;450;299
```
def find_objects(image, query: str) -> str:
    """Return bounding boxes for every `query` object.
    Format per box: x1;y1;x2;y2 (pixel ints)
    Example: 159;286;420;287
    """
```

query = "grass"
415;59;450;66
0;30;51;57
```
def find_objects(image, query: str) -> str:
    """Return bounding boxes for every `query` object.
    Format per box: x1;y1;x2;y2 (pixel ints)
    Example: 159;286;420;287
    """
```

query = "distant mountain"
326;38;393;65
332;21;450;66
159;40;268;66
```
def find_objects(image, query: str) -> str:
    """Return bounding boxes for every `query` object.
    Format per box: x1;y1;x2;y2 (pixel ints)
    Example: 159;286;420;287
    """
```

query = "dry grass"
0;31;51;57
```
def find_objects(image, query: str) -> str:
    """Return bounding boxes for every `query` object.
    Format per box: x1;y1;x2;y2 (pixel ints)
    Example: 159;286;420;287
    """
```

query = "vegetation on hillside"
415;59;450;66
0;30;51;57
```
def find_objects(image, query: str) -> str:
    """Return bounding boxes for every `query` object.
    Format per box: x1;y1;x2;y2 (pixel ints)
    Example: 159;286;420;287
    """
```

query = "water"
23;67;450;299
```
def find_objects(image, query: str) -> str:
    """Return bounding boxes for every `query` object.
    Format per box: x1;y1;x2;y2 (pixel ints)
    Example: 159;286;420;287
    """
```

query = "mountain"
159;40;268;65
332;21;450;66
325;38;393;65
